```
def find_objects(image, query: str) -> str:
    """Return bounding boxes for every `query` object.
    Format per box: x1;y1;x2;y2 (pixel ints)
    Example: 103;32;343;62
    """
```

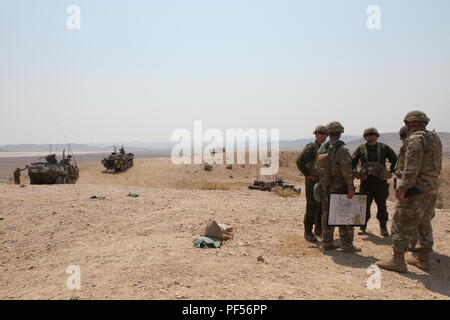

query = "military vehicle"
248;177;301;193
101;146;134;173
28;151;79;184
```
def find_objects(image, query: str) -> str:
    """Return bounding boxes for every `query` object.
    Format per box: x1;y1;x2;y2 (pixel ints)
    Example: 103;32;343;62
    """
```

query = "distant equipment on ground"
248;177;301;193
101;146;134;173
28;150;79;184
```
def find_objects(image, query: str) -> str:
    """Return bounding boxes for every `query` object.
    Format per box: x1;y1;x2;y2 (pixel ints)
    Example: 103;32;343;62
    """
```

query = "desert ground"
0;153;449;300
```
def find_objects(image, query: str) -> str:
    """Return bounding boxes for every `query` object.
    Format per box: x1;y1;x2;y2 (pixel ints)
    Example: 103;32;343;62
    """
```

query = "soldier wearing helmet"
314;121;360;253
352;127;397;237
296;125;328;242
377;110;442;273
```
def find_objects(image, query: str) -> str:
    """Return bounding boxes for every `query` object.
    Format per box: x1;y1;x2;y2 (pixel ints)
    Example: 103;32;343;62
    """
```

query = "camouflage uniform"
377;110;442;272
13;168;21;185
297;137;323;239
315;122;358;252
392;129;442;253
352;137;397;232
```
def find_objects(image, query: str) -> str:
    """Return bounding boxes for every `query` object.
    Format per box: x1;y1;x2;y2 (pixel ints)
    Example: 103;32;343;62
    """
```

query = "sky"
0;0;449;145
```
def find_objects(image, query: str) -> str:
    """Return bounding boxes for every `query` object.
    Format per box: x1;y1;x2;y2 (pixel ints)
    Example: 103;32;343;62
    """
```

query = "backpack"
422;130;443;174
315;141;345;185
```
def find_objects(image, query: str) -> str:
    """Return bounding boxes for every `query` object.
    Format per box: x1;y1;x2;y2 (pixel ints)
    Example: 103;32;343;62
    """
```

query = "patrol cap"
313;125;327;134
399;126;408;138
326;121;344;134
403;110;430;124
363;127;380;137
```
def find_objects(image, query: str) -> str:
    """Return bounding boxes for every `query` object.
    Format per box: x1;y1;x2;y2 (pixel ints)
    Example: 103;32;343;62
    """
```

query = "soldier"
296;125;328;242
352;127;397;236
13;168;22;185
377;111;442;272
315;121;360;253
45;154;57;164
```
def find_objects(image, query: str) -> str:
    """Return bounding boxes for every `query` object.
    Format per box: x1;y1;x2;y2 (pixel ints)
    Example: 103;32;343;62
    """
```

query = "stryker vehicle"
28;152;79;184
101;146;134;173
248;178;301;193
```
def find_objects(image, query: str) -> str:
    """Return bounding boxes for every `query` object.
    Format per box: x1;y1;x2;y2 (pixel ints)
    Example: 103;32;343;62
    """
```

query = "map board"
328;193;367;226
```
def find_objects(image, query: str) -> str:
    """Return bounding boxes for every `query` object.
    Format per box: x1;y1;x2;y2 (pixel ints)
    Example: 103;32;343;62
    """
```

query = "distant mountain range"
1;133;449;155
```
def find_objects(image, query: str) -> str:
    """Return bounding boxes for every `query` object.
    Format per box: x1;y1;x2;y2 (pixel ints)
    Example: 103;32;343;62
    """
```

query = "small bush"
273;186;299;198
201;183;231;191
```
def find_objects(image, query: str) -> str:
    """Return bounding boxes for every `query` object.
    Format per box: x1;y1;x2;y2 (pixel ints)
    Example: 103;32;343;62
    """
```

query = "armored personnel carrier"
101;146;134;173
28;152;79;184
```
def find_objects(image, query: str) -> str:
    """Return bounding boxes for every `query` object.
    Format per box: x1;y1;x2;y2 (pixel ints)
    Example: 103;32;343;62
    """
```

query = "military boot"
341;244;362;253
313;224;322;238
380;221;390;237
321;242;338;252
406;249;431;271
304;225;318;242
358;226;367;235
376;249;407;273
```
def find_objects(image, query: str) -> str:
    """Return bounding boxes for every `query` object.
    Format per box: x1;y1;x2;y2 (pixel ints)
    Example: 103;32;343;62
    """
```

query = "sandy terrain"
0;154;449;300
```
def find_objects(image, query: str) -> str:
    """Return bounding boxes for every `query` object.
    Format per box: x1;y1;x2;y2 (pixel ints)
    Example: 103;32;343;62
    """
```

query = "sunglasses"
364;133;377;137
317;132;327;135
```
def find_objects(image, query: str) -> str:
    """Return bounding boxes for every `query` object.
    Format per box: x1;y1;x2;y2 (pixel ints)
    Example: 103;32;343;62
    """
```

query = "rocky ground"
1;177;449;300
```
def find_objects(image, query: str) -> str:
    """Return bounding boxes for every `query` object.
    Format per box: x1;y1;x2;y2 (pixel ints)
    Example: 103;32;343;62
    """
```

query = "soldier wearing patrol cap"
352;127;397;236
296;125;328;242
314;121;360;253
377;110;442;272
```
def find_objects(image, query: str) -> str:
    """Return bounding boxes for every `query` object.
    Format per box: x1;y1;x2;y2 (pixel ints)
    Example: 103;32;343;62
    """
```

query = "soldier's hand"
347;190;355;199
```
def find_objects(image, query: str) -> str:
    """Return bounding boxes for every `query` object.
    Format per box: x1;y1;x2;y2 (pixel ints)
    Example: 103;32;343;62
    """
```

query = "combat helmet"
403;110;430;124
399;126;408;138
313;125;327;134
363;127;380;137
326;121;344;134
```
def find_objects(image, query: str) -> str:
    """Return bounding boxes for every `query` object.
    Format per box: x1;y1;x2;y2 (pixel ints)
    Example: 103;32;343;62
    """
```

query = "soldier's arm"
351;147;361;169
296;144;313;176
397;139;424;194
338;147;356;192
385;145;398;173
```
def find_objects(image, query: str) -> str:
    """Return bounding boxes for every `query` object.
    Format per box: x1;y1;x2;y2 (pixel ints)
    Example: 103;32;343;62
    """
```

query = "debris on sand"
90;195;106;200
127;193;139;198
193;236;222;248
257;255;265;262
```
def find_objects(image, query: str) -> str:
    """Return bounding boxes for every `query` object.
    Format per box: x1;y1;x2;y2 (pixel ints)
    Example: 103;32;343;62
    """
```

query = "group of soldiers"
297;110;442;272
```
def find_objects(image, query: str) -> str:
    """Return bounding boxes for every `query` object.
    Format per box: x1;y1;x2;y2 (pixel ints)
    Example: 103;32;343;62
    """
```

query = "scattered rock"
257;255;265;262
20;184;26;188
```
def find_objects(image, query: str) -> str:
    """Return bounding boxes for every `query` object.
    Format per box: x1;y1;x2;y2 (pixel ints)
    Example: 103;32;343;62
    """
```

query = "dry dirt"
0;156;449;300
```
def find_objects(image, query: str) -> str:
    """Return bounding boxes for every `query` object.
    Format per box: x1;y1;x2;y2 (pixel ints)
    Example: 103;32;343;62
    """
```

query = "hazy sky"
1;0;449;145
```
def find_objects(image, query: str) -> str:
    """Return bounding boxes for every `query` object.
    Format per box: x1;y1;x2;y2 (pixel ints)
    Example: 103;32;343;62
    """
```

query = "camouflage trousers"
304;179;322;226
321;188;354;246
391;192;437;253
14;176;20;185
